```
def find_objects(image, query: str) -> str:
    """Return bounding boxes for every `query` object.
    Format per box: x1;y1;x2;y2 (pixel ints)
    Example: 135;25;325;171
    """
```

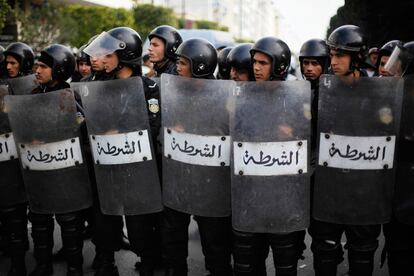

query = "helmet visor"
84;32;126;58
384;46;413;76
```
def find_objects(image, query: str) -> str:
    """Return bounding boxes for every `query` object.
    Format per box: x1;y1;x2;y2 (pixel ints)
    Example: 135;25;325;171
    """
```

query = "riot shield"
230;81;311;233
394;75;414;225
162;74;233;217
0;85;26;206
6;74;38;95
314;75;403;225
78;77;162;216
5;89;92;214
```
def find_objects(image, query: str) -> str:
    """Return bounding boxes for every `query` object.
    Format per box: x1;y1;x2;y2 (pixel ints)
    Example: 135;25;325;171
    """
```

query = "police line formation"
0;24;413;276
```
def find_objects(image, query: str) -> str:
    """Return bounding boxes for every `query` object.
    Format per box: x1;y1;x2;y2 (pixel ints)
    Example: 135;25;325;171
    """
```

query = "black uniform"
92;71;163;274
29;80;87;276
160;72;233;276
154;59;177;76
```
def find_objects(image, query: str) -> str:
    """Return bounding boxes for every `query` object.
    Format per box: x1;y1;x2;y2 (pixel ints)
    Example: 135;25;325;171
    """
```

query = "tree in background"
60;5;135;48
327;0;414;48
0;0;11;31
132;4;178;40
14;3;75;53
3;2;231;51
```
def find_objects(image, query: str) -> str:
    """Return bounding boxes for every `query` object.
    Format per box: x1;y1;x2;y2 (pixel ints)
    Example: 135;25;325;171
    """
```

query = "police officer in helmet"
217;46;233;80
326;25;367;79
232;36;307;276
299;38;330;164
4;42;34;78
84;26;162;276
30;44;86;276
0;42;34;276
309;25;381;276
148;25;182;76
162;38;233;276
376;40;404;77
226;43;254;81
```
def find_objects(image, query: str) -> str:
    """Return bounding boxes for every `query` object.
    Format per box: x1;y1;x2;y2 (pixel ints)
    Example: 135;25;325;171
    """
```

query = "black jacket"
154;59;178;76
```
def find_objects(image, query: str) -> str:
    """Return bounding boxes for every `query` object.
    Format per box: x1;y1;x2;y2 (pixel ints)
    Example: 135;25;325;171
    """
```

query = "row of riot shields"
2;73;413;230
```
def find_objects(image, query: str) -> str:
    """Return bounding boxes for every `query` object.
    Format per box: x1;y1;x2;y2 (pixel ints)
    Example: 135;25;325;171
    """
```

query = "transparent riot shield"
161;74;234;217
78;77;162;216
394;75;414;225
230;81;311;233
0;85;26;206
6;74;38;95
314;75;403;225
5;89;92;214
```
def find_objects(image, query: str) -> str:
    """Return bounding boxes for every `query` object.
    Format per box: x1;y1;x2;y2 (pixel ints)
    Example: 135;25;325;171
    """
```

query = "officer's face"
78;61;91;77
176;57;192;78
6;55;20;78
330;49;351;76
35;61;52;85
230;67;249;81
379;56;393;77
102;53;119;73
370;53;378;65
149;37;165;63
252;52;272;81
90;56;105;72
302;58;323;80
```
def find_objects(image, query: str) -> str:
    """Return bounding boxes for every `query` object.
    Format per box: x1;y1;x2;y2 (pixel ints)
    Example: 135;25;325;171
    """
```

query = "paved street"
0;219;388;276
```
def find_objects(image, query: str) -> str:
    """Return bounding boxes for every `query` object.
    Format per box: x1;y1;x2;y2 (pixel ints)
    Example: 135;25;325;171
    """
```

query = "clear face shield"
384;46;414;77
83;32;126;58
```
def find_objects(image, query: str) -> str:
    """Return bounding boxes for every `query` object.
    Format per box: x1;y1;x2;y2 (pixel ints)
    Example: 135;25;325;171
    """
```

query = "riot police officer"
309;25;381;276
227;43;254;81
299;39;329;89
232;37;307;276
0;42;34;276
4;42;34;78
81;35;113;82
381;41;414;275
72;45;92;82
148;25;182;76
30;44;86;276
217;46;233;80
84;26;162;276
162;38;233;276
376;40;404;77
299;39;330;152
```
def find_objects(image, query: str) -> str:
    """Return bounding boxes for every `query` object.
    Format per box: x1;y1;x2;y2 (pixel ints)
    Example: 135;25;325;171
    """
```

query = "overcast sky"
86;0;344;52
273;0;344;52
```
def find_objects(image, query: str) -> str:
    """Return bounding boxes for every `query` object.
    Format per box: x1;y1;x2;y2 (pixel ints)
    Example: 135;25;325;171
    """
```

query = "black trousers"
0;203;29;261
160;206;232;276
383;216;414;276
93;207;161;268
232;229;306;276
308;218;381;276
28;210;84;269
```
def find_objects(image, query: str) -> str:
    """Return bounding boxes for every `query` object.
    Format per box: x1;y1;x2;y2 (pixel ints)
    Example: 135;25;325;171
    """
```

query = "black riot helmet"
84;27;142;66
403;41;414;75
217;46;233;79
0;45;4;64
148;25;182;60
299;39;330;75
378;40;403;59
227;43;254;80
175;38;217;78
327;25;367;71
4;42;35;75
250;36;291;80
39;44;75;81
76;44;91;65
